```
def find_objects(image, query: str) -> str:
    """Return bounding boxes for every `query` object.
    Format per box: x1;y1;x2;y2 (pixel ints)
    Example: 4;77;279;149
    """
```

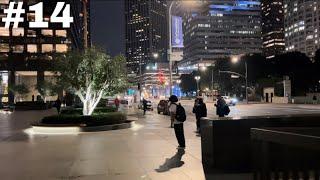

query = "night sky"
91;0;125;56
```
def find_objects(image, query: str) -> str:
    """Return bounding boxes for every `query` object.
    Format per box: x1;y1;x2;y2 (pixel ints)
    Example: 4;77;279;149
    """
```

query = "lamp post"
168;2;174;96
195;76;201;96
230;55;248;104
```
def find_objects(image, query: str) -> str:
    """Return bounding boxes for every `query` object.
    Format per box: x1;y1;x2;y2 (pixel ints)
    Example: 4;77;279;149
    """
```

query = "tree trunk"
83;100;91;115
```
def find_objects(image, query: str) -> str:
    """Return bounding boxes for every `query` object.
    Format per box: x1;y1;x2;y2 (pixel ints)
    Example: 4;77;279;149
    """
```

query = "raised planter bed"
31;112;133;134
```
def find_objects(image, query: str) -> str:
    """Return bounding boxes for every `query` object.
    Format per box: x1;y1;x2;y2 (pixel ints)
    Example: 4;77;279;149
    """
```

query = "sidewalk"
0;109;205;180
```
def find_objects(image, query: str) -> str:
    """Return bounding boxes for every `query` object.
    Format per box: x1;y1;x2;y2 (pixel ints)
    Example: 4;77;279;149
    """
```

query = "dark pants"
174;123;185;147
196;118;200;131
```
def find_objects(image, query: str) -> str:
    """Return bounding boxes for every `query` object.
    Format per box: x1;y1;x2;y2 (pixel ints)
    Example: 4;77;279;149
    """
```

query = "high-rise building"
284;0;320;58
0;0;90;103
261;0;285;59
125;0;168;74
179;0;262;68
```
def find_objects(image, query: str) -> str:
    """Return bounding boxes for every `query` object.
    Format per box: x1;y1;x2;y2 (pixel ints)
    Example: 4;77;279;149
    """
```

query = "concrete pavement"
0;103;320;179
0;108;205;180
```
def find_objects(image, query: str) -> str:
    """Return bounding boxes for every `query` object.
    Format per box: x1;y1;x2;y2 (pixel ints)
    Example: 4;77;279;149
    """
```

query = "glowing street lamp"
195;76;201;95
153;53;159;59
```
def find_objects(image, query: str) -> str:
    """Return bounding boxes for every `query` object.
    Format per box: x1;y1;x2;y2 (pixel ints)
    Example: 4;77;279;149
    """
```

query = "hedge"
41;112;127;127
60;107;117;115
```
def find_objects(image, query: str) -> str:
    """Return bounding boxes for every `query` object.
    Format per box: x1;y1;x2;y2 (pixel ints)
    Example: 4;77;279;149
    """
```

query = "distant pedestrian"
114;97;120;110
215;95;228;117
193;98;207;133
313;95;317;104
55;97;62;114
32;95;35;102
169;95;186;149
142;98;148;115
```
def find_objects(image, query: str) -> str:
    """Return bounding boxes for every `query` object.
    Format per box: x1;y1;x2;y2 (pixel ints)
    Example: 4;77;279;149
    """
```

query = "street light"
168;1;199;96
231;55;248;104
153;53;159;59
195;76;201;96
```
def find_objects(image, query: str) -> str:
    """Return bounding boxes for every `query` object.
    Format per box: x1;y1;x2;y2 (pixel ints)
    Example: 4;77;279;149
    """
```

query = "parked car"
139;100;153;111
222;96;238;106
157;100;169;115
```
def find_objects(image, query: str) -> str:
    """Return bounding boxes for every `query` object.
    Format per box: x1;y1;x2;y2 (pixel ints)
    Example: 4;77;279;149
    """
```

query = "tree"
55;47;128;115
10;84;29;102
35;81;59;102
180;74;197;94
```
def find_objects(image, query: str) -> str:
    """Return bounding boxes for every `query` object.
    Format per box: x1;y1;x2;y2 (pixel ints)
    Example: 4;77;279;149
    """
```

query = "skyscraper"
125;0;168;74
0;0;90;103
284;0;320;58
179;0;262;68
261;0;285;59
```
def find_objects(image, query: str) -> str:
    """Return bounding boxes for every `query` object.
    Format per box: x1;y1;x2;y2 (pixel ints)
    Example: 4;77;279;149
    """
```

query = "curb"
31;120;135;134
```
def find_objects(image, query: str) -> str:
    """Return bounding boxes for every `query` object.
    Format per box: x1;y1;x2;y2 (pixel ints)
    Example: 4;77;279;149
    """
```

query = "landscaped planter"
31;112;133;134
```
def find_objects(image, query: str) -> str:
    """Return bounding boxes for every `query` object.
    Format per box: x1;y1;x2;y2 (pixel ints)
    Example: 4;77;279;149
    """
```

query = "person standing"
313;95;317;104
215;95;227;117
55;97;62;114
193;98;207;133
142;98;148;115
114;97;120;111
169;95;186;149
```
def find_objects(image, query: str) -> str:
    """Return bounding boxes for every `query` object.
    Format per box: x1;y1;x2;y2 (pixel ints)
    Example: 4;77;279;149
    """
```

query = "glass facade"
0;0;90;103
284;0;320;58
180;0;262;67
125;0;168;74
261;0;285;59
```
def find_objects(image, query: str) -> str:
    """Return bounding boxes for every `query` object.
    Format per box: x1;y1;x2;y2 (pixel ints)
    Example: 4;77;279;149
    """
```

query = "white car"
222;96;238;106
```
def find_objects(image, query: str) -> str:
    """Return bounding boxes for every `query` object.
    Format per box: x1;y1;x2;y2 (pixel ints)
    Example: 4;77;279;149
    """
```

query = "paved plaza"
0;108;204;180
0;102;320;179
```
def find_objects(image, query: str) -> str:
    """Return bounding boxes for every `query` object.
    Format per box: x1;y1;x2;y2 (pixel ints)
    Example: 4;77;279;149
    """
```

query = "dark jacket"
215;98;226;116
193;103;207;120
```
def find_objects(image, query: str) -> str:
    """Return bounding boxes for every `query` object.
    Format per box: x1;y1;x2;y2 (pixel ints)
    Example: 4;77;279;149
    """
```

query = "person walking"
215;95;227;117
193;98;207;134
169;95;186;149
55;97;62;114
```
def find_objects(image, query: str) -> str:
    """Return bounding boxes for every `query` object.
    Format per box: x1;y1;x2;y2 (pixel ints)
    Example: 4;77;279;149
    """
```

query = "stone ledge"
31;120;134;134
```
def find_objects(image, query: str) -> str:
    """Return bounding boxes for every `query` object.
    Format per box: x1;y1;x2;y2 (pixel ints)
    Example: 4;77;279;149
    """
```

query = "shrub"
60;107;117;115
41;112;127;127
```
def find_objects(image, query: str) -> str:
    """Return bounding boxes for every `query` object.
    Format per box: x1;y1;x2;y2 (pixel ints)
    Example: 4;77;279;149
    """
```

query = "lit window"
0;27;10;36
56;30;67;37
42;44;53;53
0;44;9;52
0;0;9;4
27;30;36;37
27;44;37;53
12;28;24;36
56;44;68;53
41;29;53;36
13;45;24;53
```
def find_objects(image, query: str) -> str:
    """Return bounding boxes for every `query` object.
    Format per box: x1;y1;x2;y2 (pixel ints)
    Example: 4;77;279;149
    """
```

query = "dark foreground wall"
200;114;320;174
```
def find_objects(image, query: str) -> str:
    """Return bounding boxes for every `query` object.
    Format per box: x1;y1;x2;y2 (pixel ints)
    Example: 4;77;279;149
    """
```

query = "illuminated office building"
261;0;285;59
0;0;90;103
179;0;262;68
125;0;168;74
284;0;320;58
